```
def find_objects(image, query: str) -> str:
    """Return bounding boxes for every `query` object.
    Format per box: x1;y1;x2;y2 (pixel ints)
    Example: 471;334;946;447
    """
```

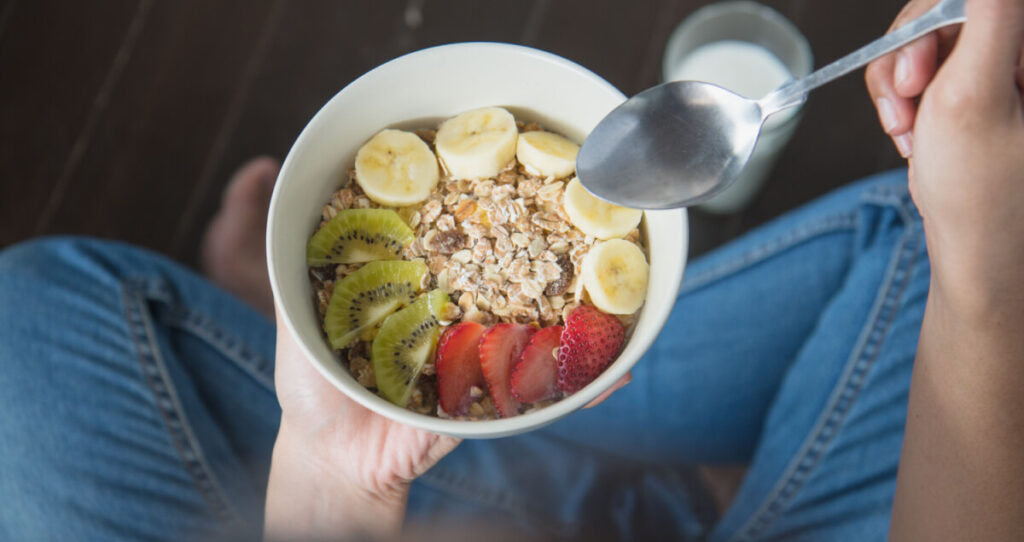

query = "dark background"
0;0;905;266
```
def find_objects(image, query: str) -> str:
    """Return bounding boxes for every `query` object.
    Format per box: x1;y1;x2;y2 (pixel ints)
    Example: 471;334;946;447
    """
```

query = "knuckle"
864;59;889;92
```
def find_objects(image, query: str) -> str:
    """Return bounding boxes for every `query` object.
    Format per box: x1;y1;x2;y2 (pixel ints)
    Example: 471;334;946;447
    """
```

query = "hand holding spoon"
576;0;967;209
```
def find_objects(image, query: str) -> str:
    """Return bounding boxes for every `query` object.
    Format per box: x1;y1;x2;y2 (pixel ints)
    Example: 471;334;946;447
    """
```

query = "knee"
0;237;134;398
0;236;125;289
0;235;146;318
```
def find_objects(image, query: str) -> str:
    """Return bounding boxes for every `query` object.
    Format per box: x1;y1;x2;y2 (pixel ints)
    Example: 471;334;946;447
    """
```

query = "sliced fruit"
435;107;518;180
557;305;625;394
510;326;563;403
354;129;440;206
478;323;535;417
435;322;488;415
324;260;427;350
516;131;579;178
581;239;649;315
307;208;415;265
563;177;643;240
372;289;449;407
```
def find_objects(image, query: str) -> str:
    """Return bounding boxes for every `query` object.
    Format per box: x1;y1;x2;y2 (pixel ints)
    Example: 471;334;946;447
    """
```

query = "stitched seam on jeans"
417;468;575;538
681;214;858;294
862;193;913;218
728;226;921;542
862;182;921;227
136;277;274;392
120;279;241;524
163;305;274;393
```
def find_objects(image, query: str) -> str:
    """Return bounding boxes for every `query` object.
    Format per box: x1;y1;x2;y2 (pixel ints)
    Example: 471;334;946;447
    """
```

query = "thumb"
949;0;1024;92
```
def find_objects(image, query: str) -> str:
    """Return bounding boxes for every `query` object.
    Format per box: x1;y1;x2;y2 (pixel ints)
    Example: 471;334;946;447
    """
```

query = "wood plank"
0;0;140;248
414;0;540;45
529;0;665;94
0;0;17;40
167;0;409;265
169;0;544;266
36;0;278;254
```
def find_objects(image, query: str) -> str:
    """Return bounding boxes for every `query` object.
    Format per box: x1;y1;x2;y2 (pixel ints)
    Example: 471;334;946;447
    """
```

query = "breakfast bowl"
267;42;688;439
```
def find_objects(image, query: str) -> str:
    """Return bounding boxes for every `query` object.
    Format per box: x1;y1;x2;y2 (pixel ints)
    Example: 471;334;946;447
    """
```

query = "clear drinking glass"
662;1;813;213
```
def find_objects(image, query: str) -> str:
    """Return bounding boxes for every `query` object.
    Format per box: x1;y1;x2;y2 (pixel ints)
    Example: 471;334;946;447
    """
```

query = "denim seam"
137;277;274;392
684;182;916;295
681;213;858;294
727;223;921;542
163;306;275;393
120;279;241;525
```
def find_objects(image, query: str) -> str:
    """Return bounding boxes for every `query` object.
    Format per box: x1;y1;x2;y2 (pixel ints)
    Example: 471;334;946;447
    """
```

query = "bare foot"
201;157;280;319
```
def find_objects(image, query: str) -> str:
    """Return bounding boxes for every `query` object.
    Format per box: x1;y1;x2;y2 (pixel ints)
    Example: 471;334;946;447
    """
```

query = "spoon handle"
759;0;966;117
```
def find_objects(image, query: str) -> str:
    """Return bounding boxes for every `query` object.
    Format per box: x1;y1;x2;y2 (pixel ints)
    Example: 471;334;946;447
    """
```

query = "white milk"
666;40;801;212
667;40;796;128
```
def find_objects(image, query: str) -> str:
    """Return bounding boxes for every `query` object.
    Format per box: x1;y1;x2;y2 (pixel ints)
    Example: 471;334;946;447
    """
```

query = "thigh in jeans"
712;181;928;542
0;238;280;542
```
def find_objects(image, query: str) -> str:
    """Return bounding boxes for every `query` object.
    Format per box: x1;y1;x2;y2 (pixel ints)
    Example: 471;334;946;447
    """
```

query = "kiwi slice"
307;209;415;265
324;260;427;350
372;289;448;406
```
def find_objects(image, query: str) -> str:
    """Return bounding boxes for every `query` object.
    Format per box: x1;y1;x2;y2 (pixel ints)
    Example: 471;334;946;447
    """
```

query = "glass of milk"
662;1;813;213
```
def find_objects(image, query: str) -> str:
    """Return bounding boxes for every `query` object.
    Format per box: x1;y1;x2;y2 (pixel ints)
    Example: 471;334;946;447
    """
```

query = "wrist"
264;418;408;541
923;224;1024;322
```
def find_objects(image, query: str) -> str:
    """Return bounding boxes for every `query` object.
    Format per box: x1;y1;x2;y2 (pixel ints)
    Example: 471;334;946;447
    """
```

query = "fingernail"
877;97;898;133
894;51;909;89
893;132;913;158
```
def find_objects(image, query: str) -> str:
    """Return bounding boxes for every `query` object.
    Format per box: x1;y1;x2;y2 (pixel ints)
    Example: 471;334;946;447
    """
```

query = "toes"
224;156;280;206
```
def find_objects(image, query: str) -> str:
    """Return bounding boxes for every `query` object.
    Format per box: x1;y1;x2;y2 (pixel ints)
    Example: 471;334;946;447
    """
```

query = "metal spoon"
577;0;966;210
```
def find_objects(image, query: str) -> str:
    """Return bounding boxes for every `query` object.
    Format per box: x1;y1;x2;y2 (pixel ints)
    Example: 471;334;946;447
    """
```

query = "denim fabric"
0;170;927;541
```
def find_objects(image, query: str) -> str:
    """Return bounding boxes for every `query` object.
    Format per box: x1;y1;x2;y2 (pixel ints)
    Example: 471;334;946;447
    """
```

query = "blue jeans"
0;170;928;541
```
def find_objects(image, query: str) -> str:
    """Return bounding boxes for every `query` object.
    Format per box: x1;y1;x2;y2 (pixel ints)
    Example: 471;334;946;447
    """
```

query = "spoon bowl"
577;81;763;209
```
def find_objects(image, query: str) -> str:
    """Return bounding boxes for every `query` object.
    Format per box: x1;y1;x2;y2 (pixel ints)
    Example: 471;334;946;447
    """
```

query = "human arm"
263;315;460;541
866;0;1024;539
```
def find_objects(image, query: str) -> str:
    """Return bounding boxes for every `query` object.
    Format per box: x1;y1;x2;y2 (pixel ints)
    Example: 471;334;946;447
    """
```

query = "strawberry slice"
435;322;488;415
511;326;564;403
478;323;535;417
557;305;625;394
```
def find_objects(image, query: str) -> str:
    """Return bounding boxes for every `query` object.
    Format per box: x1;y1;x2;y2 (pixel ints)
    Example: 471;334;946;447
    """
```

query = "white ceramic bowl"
267;43;688;439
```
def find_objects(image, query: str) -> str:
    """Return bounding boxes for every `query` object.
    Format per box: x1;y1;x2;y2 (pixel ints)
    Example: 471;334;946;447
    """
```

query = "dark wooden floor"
0;0;905;268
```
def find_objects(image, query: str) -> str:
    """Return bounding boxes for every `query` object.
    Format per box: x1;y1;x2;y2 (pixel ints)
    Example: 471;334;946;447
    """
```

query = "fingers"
894;33;939;98
584;372;631;409
866;0;953;157
866;56;919;155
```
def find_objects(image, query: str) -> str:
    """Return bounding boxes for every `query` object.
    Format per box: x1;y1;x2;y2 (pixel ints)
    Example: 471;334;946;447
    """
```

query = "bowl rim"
267;42;688;438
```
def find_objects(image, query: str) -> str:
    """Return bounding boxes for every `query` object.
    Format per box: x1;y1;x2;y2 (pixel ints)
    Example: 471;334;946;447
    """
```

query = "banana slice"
435;107;518;180
516;131;579;178
354;129;439;207
581;239;649;315
563;177;643;240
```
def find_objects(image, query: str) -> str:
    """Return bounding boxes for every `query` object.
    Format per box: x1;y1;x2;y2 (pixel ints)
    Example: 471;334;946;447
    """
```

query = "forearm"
891;278;1024;540
264;419;408;542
